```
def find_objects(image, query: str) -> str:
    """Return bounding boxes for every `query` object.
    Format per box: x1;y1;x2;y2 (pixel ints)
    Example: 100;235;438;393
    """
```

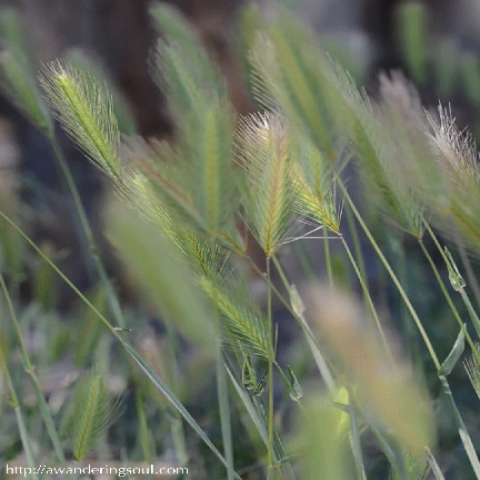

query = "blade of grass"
439;375;480;478
426;448;446;480
225;362;296;479
260;255;335;389
216;344;235;480
266;257;275;476
0;209;241;479
135;391;153;464
0;348;38;479
338;234;393;362
120;338;242;479
0;271;68;467
348;398;367;480
336;182;480;476
422;220;480;353
49;139;126;328
336;178;441;370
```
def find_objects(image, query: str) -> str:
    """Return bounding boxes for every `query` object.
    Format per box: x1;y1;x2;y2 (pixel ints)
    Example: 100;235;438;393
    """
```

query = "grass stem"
336;179;441;370
50;138;125;328
266;257;275;476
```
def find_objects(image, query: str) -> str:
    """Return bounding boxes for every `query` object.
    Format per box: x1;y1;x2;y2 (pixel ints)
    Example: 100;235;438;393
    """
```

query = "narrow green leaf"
253;370;268;396
287;365;303;401
426;448;447;480
216;346;235;480
0;209;237;476
440;375;480;478
438;325;465;376
225;363;296;479
136;392;153;464
15;408;39;479
348;401;367;480
227;363;268;446
242;358;255;391
120;338;242;479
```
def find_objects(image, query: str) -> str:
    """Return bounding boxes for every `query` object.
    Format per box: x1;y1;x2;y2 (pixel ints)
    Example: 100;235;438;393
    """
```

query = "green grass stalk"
423;220;480;342
216;344;235;480
336;185;480;476
135;391;153;464
386;230;420;366
49;138;125;328
323;228;334;286
0;271;68;467
0;209;241;479
268;255;335;389
439;375;480;478
338;233;393;362
336;179;441;370
459;289;480;340
266;257;275;478
418;237;480;366
344;204;368;285
348;398;367;480
0;348;38;478
426;447;447;480
453;230;480;313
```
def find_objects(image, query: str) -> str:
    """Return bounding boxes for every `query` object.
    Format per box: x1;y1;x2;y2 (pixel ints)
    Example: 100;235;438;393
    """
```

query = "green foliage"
6;2;480;479
107;202;217;349
150;4;242;251
0;7;53;137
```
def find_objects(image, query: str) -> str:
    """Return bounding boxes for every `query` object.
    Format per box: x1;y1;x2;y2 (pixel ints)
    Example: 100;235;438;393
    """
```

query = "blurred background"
2;1;480;478
3;0;480;279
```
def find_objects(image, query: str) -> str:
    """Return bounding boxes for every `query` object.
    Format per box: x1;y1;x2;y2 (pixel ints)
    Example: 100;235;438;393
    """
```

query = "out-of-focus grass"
3;2;480;480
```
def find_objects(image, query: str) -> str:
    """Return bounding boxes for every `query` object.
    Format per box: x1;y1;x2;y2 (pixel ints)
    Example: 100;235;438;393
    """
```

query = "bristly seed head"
427;104;480;185
235;111;292;257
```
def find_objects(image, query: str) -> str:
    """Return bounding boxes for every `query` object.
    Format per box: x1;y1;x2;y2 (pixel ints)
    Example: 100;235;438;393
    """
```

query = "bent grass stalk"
0;271;69;468
0;209;242;480
417;236;480;366
337;179;480;477
338;233;393;362
0;347;38;478
252;254;335;389
216;341;235;480
49;134;125;328
0;39;125;327
336;178;441;369
423;219;480;343
453;229;480;313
